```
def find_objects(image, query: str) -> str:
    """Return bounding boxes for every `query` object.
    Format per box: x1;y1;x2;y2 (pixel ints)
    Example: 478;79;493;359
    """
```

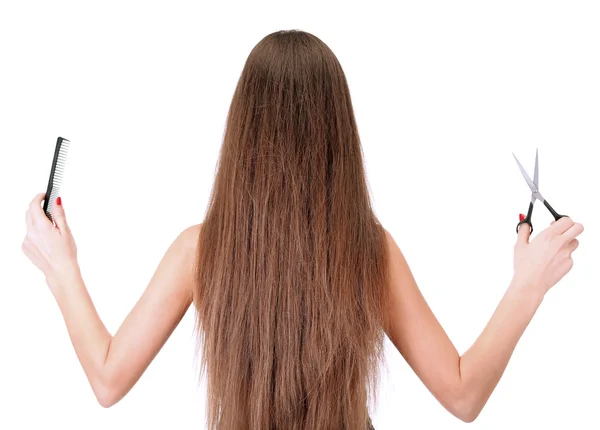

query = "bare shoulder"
382;227;393;246
380;226;415;306
382;226;402;264
149;223;203;299
163;223;202;276
177;223;203;252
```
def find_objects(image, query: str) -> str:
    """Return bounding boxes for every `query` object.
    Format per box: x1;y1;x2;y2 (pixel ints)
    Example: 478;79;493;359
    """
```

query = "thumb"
516;214;530;245
52;196;69;233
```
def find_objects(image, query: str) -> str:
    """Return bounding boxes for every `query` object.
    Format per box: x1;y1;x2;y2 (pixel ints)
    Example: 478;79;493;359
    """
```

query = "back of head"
194;30;389;430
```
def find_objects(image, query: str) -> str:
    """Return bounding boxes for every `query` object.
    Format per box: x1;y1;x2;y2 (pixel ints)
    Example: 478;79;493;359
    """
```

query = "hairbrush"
43;136;71;222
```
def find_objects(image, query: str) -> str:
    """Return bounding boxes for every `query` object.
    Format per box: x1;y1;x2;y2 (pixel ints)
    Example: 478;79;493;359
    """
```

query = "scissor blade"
534;148;539;188
513;153;538;194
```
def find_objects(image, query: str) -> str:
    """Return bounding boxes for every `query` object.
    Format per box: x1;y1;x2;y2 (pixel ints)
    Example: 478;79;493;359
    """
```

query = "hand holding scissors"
513;149;568;234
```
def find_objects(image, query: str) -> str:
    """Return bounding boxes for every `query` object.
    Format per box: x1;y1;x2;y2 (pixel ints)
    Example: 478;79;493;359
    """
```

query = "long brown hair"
194;30;389;430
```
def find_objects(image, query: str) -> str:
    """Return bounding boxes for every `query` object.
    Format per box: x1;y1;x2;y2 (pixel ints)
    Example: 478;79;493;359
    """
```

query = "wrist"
507;277;545;308
46;263;83;294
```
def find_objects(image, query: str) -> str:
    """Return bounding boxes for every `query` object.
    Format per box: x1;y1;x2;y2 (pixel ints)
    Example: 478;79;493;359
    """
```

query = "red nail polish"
56;197;62;206
519;213;525;221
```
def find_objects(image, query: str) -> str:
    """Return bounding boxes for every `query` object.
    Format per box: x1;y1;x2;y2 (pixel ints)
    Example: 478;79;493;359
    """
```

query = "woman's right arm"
383;217;583;422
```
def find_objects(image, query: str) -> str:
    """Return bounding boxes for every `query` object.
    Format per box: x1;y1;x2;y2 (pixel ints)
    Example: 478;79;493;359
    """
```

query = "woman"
22;30;583;429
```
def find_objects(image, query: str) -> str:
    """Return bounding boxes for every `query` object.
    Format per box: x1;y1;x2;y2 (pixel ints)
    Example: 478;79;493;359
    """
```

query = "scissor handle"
543;200;567;222
516;202;534;234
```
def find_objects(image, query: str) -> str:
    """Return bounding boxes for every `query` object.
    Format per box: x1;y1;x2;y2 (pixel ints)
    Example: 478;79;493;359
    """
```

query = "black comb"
43;136;71;223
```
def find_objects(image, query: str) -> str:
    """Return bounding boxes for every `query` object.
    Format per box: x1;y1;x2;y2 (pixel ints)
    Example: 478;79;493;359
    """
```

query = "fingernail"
519;213;525;221
56;197;62;206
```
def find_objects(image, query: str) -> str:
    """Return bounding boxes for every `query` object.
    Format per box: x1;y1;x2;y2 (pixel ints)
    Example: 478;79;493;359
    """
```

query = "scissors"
513;149;568;234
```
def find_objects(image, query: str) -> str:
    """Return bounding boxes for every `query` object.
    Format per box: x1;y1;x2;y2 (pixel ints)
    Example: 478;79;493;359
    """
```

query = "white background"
1;1;599;429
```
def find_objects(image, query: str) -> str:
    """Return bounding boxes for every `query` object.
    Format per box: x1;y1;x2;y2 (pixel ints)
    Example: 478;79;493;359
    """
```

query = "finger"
21;240;30;257
516;217;531;245
29;193;53;229
51;196;69;233
549;217;574;235
26;208;34;227
562;257;574;274
29;192;46;207
561;222;584;242
21;238;33;258
568;238;580;252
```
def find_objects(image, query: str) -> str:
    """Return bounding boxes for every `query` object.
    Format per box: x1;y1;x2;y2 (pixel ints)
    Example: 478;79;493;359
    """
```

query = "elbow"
442;386;482;423
451;395;482;423
92;374;123;409
98;396;116;409
95;383;119;409
453;404;480;423
97;395;118;409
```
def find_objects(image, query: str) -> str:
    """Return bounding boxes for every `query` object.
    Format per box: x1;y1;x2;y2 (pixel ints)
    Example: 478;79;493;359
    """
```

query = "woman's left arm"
22;193;200;407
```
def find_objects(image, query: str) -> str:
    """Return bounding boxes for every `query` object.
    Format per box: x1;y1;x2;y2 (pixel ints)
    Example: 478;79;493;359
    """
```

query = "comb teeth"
44;137;71;222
